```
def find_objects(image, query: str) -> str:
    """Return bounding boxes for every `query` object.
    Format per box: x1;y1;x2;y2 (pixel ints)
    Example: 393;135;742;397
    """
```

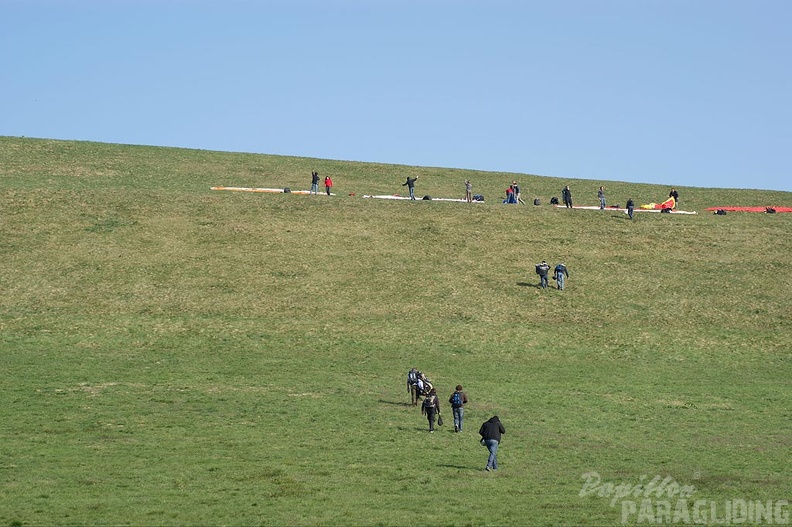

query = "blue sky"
2;0;790;192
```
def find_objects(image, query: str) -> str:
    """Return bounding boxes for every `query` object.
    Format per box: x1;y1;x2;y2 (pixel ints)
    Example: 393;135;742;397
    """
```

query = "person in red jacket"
324;175;333;196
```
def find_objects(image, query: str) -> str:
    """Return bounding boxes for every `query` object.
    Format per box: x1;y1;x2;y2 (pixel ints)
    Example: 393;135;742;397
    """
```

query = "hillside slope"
1;137;790;526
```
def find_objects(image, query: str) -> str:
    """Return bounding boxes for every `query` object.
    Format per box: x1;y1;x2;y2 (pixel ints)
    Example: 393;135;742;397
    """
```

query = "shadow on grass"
516;282;541;288
437;463;483;471
395;425;435;433
612;213;633;221
378;399;414;407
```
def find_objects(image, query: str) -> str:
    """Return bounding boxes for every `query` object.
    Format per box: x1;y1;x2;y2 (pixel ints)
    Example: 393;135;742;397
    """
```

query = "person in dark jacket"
448;385;469;433
669;188;679;209
562;185;573;208
513;181;526;204
310;170;320;195
479;416;506;471
626;198;635;220
402;176;418;200
553;263;569;291
421;388;440;432
536;260;550;289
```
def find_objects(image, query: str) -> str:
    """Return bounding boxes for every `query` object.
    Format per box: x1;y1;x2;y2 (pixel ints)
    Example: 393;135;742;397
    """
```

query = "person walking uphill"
324;175;333;196
407;367;420;406
554;262;569;291
479;416;505;471
422;388;441;432
448;385;468;432
536;260;551;289
403;176;419;200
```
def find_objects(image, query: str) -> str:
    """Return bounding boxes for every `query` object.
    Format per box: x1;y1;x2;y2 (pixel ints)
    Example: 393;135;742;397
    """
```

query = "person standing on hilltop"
669;188;679;209
598;186;606;209
504;184;516;204
513;181;526;204
310;171;320;195
626;198;635;220
402;176;418;200
562;185;573;208
324;175;333;196
465;179;473;203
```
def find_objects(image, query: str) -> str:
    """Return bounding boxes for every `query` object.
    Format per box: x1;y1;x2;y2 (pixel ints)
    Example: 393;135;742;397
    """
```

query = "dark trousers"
425;408;437;430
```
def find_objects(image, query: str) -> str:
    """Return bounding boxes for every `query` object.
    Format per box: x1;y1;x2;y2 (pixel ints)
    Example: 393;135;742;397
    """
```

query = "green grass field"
1;136;790;526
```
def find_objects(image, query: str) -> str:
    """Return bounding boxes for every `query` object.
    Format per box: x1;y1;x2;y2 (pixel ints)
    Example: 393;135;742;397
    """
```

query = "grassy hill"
1;136;790;526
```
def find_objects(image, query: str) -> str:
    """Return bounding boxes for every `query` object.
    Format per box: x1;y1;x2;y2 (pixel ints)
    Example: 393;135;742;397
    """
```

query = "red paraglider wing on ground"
655;197;675;209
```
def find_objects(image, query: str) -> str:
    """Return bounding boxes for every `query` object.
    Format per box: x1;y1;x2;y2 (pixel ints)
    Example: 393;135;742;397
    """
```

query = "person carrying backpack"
407;368;420;406
421;388;441;432
448;385;469;433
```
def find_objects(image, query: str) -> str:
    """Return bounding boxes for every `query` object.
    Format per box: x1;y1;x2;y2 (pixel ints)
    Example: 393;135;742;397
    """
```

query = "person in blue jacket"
553;263;569;290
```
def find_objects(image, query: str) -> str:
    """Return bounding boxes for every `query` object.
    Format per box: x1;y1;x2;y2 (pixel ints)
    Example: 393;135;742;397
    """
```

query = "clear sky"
2;0;790;192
